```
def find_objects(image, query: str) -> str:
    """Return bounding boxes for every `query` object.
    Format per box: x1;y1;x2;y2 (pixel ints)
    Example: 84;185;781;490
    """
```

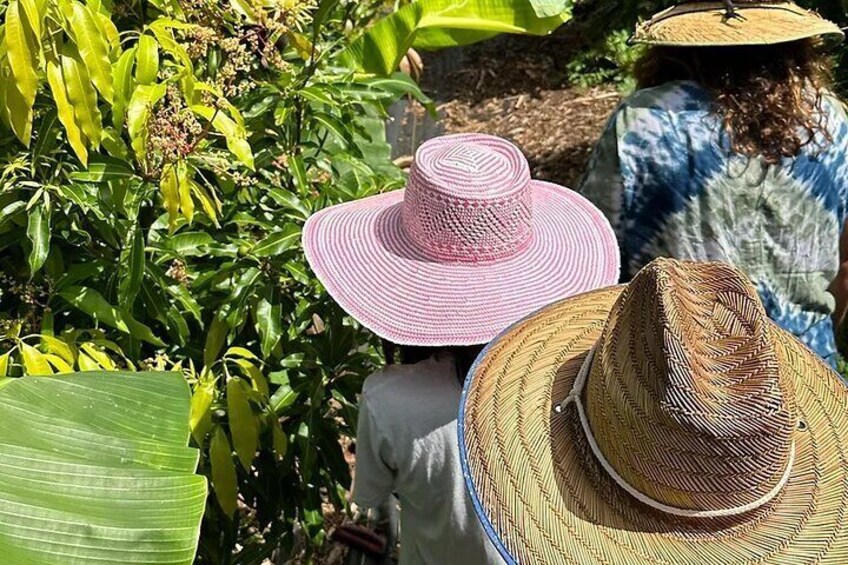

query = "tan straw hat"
459;258;848;564
631;1;844;46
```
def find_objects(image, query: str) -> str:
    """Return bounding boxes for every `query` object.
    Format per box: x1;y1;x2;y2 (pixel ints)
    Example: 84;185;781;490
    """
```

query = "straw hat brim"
631;2;844;46
459;285;848;564
302;181;619;347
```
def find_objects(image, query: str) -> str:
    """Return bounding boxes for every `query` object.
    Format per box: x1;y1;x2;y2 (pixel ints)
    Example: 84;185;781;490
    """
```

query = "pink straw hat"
303;133;620;346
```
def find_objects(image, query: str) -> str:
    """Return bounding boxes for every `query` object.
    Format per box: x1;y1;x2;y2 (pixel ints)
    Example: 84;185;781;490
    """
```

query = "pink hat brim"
303;181;620;346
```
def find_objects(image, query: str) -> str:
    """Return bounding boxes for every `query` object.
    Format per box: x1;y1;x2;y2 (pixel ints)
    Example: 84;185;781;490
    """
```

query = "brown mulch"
422;33;622;188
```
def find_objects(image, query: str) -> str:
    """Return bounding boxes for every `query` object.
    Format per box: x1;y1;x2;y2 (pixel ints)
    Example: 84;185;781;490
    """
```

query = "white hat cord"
553;345;796;519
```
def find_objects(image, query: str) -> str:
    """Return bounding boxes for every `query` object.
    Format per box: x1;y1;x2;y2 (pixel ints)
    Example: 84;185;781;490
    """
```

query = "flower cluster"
147;87;205;175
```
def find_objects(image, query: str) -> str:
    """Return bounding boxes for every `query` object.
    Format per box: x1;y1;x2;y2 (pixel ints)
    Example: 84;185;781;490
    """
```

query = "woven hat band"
401;135;533;263
554;344;796;519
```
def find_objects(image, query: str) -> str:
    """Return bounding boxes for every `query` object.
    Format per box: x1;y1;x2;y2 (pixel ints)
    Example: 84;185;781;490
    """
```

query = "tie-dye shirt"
579;80;848;367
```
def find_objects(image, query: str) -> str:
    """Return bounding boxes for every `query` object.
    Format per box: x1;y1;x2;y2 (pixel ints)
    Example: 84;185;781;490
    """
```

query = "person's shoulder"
621;80;711;113
361;356;455;404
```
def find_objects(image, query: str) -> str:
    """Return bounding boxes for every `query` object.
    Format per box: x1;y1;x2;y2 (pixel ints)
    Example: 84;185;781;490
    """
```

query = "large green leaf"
68;0;114;103
341;0;572;75
46;53;89;165
5;0;39;145
60;46;102;147
0;371;206;564
25;201;50;274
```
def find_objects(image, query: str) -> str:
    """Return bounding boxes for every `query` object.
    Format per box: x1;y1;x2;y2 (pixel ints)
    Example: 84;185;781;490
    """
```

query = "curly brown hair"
633;39;836;164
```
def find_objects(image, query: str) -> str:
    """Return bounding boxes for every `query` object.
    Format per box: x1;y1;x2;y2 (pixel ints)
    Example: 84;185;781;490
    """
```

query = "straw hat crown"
402;134;533;263
585;258;797;514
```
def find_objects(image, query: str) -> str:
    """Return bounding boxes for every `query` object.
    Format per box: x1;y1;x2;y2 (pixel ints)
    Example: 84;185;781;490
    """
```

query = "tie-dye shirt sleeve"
578;80;848;367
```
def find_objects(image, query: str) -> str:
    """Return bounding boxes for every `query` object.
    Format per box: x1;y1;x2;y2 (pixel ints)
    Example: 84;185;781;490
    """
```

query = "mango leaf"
43;353;73;373
0;352;9;377
59;285;127;332
6;0;39;145
25;202;50;274
40;335;74;364
203;315;228;367
60;46;102;147
252;224;301;257
190;104;254;170
118;224;144;304
190;377;215;443
227;377;258;470
160;164;180;229
0;371;206;563
19;0;43;38
135;33;159;85
46;53;89;165
210;425;237;517
68;1;113;103
80;342;115;370
77;351;101;371
0;201;26;230
177;160;195;223
269;413;288;459
232;358;268;399
127;83;167;168
19;341;52;375
255;287;283;358
111;46;136;130
268;187;311;219
340;0;571;75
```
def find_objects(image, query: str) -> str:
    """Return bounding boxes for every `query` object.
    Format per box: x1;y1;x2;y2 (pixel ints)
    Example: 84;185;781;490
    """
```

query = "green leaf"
203;315;228;367
25;203;50;275
19;0;43;38
111;47;136;130
252;224;301;257
269;414;288;459
227;377;258;469
268;187;311;219
68;1;113;103
135;34;159;85
118;224;144;304
60;286;126;331
312;112;352;146
160;164;180;229
127;83;167;169
0;371;206;563
528;0;569;18
0;352;9;377
46;55;89;165
40;335;74;364
19;342;52;375
209;425;238;517
69;156;136;182
341;0;571;75
189;378;215;443
6;0;39;145
190;104;254;170
60;46;102;147
0;201;26;230
255;288;283;358
177;160;194;223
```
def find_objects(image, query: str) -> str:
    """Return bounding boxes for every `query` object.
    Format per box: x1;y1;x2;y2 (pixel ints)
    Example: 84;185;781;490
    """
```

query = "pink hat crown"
401;134;533;263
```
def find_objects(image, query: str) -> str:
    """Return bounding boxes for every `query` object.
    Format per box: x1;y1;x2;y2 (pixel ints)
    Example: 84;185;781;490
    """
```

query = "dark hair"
382;340;484;384
632;38;835;164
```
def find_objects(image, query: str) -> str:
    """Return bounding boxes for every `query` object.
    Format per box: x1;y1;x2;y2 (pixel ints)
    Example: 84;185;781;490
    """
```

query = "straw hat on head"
631;1;844;46
460;258;848;564
302;133;619;347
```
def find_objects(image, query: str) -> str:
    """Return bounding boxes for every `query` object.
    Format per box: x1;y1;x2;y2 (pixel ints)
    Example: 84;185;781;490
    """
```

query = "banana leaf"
341;0;573;75
0;371;207;565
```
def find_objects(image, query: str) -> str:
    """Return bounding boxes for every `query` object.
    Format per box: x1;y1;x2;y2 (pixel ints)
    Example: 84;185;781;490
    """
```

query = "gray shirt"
353;354;503;565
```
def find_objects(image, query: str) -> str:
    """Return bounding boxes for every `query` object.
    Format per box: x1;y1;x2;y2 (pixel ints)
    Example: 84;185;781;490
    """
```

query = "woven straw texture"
303;134;619;346
632;1;844;46
460;258;848;564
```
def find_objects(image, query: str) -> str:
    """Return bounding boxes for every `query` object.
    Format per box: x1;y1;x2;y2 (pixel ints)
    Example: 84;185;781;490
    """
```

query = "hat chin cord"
553;345;796;519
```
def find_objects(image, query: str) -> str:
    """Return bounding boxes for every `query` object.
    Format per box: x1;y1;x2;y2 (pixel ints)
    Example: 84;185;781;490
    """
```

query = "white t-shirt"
353;354;503;565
